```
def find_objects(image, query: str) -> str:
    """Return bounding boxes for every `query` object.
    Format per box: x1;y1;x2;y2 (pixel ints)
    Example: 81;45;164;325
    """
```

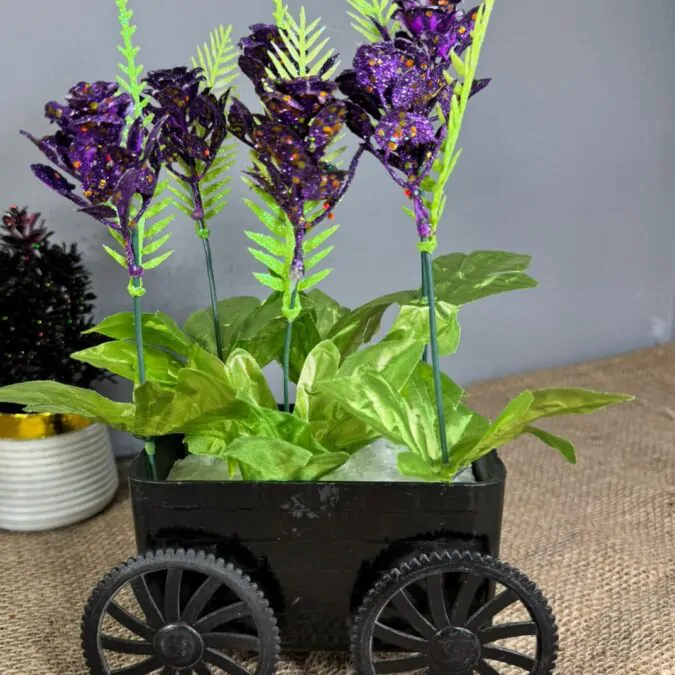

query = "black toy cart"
81;442;559;675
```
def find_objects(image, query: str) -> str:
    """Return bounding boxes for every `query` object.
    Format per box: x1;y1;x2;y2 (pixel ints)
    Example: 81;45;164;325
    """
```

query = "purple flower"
232;25;363;279
393;1;478;61
144;67;230;220
338;5;490;239
22;81;165;278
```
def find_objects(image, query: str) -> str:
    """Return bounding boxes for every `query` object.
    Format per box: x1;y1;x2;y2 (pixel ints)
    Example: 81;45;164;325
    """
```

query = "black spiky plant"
0;205;104;413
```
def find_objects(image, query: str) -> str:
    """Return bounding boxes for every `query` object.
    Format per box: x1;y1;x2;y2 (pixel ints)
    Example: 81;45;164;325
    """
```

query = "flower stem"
421;249;449;465
198;221;224;361
420;252;429;364
130;228;157;480
192;181;224;361
283;286;299;412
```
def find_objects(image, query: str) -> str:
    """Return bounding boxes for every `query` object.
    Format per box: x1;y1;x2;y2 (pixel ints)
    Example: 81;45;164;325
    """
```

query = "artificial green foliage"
316;346;634;481
345;0;400;42
243;178;339;321
115;0;147;120
192;25;239;97
268;2;339;80
104;181;176;276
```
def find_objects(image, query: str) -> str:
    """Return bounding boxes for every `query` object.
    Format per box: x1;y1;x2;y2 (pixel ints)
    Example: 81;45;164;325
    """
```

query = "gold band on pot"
0;412;94;440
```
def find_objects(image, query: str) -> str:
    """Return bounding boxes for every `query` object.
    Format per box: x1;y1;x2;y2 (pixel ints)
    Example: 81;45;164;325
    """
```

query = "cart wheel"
351;550;558;675
82;548;280;675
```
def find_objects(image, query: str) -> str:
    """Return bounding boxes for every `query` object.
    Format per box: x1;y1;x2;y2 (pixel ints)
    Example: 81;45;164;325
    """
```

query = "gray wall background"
1;0;674;456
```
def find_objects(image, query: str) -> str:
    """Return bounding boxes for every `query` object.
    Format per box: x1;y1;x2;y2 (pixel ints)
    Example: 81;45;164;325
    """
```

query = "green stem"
191;180;224;361
422;250;449;464
198;222;224;361
420;252;429;364
130;229;157;480
283;286;299;412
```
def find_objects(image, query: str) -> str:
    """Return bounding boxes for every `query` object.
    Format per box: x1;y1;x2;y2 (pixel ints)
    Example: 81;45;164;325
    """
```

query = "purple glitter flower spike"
338;2;490;239
22;81;165;278
144;67;230;220
233;25;363;282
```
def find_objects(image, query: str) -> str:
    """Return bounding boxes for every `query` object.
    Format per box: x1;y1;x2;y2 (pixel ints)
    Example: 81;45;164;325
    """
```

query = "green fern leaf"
346;0;399;42
191;25;238;96
205;201;229;221
254;273;286;293
144;250;175;270
303;224;339;253
143;233;171;257
103;244;127;269
248;248;286;276
245;231;286;257
244;199;288;237
299;268;332;292
269;5;337;80
115;0;145;120
145;215;174;240
305;246;334;271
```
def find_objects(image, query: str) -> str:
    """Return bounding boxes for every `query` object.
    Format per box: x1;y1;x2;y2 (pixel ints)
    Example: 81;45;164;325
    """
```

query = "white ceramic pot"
0;420;118;532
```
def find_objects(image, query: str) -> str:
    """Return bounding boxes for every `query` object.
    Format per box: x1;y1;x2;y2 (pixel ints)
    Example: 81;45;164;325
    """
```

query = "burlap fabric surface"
1;345;674;675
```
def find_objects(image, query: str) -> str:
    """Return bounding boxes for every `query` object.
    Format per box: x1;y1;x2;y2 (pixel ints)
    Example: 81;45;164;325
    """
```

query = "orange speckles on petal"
327;213;335;221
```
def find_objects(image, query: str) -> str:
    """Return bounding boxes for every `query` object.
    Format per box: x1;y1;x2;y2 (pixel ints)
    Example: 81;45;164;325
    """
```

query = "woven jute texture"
1;345;674;675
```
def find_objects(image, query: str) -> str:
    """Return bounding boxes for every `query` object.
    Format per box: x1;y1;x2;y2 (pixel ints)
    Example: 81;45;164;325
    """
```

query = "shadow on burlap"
1;345;674;675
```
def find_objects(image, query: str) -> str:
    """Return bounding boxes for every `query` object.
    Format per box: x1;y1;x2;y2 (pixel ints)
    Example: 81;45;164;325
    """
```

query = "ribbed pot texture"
0;424;118;532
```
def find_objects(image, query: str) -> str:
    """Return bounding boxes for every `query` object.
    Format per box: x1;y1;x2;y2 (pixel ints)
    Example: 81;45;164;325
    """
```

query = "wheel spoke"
131;575;165;629
479;620;537;644
111;657;162;675
204;648;253;675
449;572;483;626
373;654;430;674
465;589;518;631
193;665;213;675
195;601;251;633
101;635;154;655
204;632;260;652
427;573;450;630
164;568;183;623
374;621;428;651
476;661;500;675
181;577;222;624
107;601;154;641
482;645;536;671
391;588;436;638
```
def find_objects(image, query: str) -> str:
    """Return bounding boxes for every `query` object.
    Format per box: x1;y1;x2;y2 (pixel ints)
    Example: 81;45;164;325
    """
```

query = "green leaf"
219;437;313;481
386;301;461;356
296;451;350;481
167;454;234;482
295;340;341;421
432;251;538;306
397;452;441;482
339;338;426;392
459;387;633;464
225;349;277;409
306;289;349;338
71;341;183;386
132;381;179;437
115;0;145;119
317;370;433;460
184;296;260;356
327;290;418;359
143;233;171;256
85;311;193;357
305;246;334;271
184;435;228;457
527;426;577;464
0;382;134;432
245;230;286;257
